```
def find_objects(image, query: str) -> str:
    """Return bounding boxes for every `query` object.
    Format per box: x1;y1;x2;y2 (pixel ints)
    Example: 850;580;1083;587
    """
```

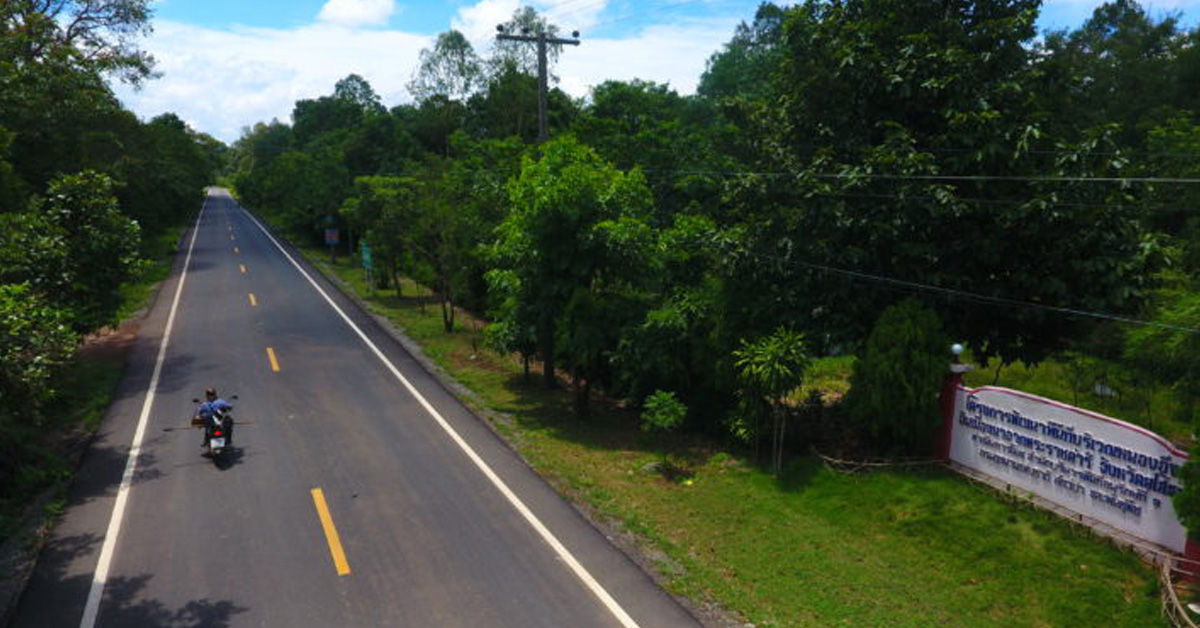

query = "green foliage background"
0;0;219;506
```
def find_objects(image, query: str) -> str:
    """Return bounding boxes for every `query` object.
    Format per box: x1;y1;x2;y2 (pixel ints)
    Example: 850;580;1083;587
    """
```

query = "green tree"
467;64;577;143
443;132;525;311
491;136;653;398
334;73;385;114
0;284;75;481
844;298;948;456
642;390;687;433
0;283;74;408
42;172;140;331
1;171;140;332
341;175;420;293
1035;1;1183;147
640;390;688;471
1174;462;1200;540
697;2;786;103
1;0;155;84
0;125;25;212
717;0;1160;367
116;113;217;237
573;80;726;220
409;30;484;103
1124;288;1200;425
733;328;810;473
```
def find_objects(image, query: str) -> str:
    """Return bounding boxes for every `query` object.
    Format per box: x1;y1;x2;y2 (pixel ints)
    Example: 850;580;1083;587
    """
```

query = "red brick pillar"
1184;539;1200;578
936;348;971;460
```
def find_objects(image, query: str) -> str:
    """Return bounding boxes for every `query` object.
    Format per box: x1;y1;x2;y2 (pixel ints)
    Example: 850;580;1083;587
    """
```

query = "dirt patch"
78;318;142;366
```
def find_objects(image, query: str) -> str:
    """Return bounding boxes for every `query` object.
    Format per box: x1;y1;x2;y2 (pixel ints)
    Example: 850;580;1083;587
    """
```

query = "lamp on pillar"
937;342;973;460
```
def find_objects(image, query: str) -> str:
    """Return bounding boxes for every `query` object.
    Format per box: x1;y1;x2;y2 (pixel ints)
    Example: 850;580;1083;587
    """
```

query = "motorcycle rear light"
214;430;222;437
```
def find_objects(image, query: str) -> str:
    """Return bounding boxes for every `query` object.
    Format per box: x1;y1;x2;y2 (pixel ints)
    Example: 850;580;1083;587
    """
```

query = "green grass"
798;355;855;403
117;223;189;321
294;246;1165;628
0;358;122;542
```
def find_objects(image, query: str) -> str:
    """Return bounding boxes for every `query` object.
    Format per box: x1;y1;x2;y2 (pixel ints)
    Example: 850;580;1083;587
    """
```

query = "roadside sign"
361;241;373;270
324;228;340;245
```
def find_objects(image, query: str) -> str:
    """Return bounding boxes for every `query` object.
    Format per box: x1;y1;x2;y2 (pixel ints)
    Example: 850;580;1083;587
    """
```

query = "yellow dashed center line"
248;293;257;307
239;264;247;274
266;347;280;372
311;488;351;576
233;246;240;254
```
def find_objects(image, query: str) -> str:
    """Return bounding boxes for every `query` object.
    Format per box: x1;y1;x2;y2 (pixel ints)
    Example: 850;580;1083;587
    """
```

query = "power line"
636;176;1200;213
644;168;1200;185
360;164;1200;213
780;141;1200;161
732;248;1200;335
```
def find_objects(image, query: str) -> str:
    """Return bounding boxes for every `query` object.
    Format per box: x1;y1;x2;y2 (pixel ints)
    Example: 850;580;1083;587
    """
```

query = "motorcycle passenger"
196;388;233;449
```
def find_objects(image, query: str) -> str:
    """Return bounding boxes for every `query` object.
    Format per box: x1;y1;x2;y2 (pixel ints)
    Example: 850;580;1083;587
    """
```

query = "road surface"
11;189;702;628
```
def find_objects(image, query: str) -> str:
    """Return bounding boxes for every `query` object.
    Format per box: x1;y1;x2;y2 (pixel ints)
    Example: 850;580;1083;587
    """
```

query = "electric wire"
645;168;1200;184
730;248;1200;335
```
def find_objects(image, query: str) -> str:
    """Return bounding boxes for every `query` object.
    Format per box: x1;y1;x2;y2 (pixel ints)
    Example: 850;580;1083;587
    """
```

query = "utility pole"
495;26;580;143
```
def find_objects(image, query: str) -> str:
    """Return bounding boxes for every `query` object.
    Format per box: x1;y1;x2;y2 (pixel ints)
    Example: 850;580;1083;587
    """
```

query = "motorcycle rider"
195;388;233;449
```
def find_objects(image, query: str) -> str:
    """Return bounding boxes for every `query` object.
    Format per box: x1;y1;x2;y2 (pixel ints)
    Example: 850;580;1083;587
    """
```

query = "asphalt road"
11;189;702;628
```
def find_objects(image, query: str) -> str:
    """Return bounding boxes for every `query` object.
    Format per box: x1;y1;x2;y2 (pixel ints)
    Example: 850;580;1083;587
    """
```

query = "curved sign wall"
950;386;1188;553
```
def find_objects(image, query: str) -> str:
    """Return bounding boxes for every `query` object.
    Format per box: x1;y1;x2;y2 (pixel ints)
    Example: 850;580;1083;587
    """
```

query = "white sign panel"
950;385;1189;553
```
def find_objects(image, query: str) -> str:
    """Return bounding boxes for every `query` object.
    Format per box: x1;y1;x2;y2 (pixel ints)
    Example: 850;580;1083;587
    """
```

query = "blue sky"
149;0;702;38
116;1;1200;144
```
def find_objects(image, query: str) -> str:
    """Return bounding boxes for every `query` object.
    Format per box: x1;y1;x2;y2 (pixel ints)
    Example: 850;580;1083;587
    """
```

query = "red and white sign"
950;385;1189;553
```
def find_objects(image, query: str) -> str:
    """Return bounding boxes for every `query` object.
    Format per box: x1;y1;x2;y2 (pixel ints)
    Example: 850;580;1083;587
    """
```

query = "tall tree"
334;73;385;114
1;171;139;333
1;0;155;83
1035;0;1183;146
697;2;786;103
408;30;484;103
721;0;1160;366
491;136;653;394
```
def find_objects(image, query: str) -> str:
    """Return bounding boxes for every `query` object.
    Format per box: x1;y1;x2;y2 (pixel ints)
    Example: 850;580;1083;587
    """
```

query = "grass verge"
292;244;1164;628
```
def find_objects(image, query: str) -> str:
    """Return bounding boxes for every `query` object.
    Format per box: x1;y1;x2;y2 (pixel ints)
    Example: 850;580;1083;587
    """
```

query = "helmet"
205;388;217;401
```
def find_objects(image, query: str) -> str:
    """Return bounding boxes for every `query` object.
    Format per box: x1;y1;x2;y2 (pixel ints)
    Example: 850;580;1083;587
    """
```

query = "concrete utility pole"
495;26;580;143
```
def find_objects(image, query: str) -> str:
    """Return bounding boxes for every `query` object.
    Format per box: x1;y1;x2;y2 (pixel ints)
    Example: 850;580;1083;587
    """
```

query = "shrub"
844;298;948;455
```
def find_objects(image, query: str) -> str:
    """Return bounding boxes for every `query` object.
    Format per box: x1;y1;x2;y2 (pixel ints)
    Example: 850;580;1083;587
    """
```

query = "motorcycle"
191;395;237;463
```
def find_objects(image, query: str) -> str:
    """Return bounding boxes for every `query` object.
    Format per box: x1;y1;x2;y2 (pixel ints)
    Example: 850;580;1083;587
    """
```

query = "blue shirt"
199;398;232;418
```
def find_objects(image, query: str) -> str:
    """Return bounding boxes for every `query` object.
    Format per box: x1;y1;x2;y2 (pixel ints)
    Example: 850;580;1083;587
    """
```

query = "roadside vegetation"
0;2;217;542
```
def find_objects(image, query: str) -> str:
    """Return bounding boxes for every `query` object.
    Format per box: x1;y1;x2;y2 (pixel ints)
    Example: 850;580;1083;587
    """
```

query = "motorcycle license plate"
210;438;226;450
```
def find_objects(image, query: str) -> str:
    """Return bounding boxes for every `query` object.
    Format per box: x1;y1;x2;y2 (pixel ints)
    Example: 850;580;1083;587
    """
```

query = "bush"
641;389;687;433
844;298;948;455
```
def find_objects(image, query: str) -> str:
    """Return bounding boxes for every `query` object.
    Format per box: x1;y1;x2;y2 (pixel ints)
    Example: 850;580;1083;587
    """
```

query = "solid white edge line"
239;206;642;628
78;196;208;628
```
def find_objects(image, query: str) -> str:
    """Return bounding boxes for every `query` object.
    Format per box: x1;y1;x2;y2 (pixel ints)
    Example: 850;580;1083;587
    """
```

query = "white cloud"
451;0;520;48
115;20;429;142
559;17;739;100
451;0;608;53
317;0;396;28
113;6;741;144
